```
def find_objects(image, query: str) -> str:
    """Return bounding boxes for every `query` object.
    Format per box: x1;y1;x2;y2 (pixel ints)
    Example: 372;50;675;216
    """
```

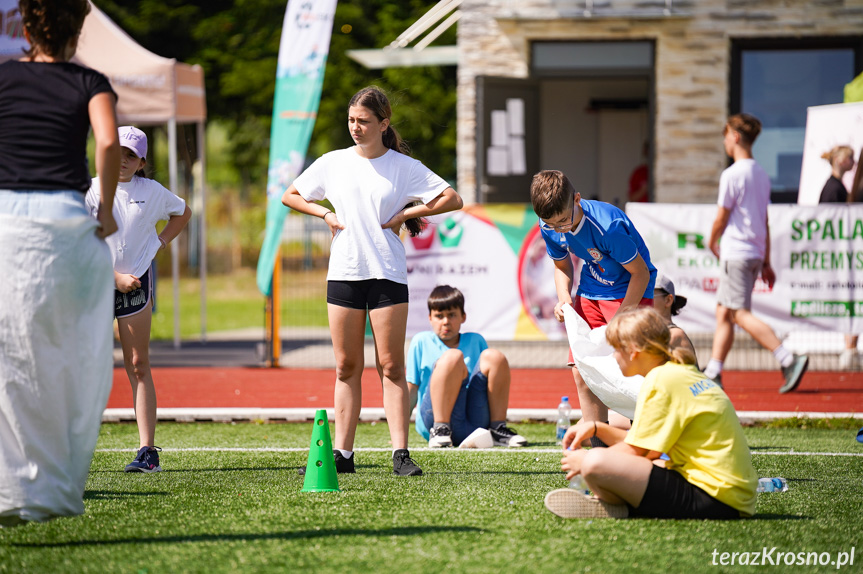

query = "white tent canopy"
1;1;208;347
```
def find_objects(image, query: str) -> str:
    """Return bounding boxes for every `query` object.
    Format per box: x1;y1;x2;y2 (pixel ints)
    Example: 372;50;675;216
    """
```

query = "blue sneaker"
125;446;162;473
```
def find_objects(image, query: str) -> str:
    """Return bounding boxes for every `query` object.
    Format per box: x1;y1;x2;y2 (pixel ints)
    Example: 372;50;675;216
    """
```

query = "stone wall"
457;0;863;203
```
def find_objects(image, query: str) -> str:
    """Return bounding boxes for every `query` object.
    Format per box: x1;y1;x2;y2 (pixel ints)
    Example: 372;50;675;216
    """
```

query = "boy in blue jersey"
407;285;527;448
530;170;657;444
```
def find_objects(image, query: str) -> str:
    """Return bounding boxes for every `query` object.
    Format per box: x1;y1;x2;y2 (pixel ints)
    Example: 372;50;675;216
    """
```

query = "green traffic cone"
301;409;340;492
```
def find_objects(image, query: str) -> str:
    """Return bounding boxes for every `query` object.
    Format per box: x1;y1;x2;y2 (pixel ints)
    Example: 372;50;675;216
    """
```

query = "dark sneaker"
298;449;355;476
429;425;453;448
544;489;628;519
392;449;422;476
333;450;355;473
490;424;527;447
779;354;809;394
125;446;162;473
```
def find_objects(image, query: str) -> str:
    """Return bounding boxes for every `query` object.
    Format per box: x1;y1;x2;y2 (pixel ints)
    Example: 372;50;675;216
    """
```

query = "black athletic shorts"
629;465;741;519
326;279;409;310
115;269;153;319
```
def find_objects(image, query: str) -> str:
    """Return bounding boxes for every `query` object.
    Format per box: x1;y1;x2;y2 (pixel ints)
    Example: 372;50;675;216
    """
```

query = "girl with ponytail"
283;86;462;476
545;307;758;520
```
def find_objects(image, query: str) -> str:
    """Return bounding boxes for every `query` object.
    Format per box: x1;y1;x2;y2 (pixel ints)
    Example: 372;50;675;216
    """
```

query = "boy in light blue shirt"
407;285;527;447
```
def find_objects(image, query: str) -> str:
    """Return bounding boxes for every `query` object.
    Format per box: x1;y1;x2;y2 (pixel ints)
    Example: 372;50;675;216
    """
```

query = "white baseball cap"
118;126;148;159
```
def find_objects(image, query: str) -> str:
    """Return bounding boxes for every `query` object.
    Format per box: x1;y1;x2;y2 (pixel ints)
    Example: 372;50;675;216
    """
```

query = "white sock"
336;449;353;459
773;345;793;368
704;359;723;379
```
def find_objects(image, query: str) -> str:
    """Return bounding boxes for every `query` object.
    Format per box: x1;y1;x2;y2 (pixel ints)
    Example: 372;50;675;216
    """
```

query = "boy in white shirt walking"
703;114;807;394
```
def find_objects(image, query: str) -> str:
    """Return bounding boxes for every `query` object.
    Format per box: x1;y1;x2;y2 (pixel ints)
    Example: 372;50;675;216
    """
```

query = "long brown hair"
20;0;90;60
606;307;696;366
348;86;426;237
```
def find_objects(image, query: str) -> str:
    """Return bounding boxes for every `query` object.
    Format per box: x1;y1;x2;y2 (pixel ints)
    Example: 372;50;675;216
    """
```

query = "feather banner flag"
256;0;337;295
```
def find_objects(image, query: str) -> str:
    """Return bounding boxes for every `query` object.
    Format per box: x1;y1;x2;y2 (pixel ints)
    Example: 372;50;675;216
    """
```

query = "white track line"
95;447;863;457
102;408;863;423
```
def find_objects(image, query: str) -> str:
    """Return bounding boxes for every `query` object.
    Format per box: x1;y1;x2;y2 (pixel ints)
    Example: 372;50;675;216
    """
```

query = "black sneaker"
298;449;355;476
490;424;527;447
429;424;453;448
392;449;422;476
333;450;355;473
779;354;809;394
124;446;162;473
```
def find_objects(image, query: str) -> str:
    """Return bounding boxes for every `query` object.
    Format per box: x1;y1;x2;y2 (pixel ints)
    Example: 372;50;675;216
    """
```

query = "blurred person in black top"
0;0;120;525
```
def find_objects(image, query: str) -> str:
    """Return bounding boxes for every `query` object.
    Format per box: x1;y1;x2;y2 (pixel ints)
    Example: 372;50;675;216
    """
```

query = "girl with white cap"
652;272;697;364
87;126;192;473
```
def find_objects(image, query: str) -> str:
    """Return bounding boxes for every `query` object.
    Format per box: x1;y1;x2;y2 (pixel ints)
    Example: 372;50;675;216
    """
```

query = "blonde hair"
821;145;854;167
606;307;696;366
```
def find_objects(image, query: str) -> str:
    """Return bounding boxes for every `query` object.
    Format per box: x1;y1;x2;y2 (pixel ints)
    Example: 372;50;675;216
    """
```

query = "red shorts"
567;295;653;365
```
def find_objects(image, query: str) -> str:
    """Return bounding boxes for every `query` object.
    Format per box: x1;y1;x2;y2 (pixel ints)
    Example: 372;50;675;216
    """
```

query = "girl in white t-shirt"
282;86;462;476
87;126;191;473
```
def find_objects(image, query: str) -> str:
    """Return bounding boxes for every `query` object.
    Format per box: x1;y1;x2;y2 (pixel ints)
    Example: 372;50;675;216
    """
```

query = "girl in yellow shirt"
545;307;758;519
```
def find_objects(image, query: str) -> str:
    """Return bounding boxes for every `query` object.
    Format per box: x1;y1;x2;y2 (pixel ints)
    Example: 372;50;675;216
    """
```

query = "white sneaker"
428;425;453;448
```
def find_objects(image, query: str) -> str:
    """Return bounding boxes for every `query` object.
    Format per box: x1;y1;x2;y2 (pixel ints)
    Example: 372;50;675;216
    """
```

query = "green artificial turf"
1;422;861;573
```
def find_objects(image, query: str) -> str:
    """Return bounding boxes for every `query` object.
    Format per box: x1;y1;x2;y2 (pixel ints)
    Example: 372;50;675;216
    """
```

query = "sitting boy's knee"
438;348;465;367
480;348;508;370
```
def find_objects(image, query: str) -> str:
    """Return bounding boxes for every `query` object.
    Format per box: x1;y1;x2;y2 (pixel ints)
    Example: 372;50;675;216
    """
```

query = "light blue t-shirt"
540;199;656;300
406;331;488;440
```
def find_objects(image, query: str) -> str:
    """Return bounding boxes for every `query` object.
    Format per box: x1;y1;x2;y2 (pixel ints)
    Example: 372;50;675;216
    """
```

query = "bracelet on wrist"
322;210;332;221
158;236;167;249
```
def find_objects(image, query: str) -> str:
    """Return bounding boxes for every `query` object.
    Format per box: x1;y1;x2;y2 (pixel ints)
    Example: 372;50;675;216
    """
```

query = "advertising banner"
405;204;573;340
256;0;337;295
405;203;863;341
627;203;863;335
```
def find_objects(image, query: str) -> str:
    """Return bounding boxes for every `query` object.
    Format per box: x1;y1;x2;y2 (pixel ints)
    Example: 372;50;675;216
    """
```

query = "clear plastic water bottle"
556;396;571;443
756;477;788;493
569;474;591;495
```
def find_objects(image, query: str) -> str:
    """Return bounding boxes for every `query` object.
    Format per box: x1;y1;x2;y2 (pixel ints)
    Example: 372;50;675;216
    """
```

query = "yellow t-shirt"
625;362;758;517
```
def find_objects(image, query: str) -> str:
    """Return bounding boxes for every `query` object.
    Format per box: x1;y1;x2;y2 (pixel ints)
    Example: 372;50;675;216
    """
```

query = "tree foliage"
94;0;457;187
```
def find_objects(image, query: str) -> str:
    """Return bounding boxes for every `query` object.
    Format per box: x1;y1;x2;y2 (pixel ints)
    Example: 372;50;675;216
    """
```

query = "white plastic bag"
0;214;114;524
562;304;642;420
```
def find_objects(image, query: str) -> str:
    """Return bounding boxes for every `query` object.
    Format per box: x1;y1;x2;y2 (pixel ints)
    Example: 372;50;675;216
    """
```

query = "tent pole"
168;119;181;350
197;121;207;343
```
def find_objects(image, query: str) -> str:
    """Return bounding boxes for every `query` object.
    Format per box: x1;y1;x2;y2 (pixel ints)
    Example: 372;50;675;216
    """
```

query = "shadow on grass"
751;514;811;520
13;525;483;548
84;490;170;500
749;446;792;451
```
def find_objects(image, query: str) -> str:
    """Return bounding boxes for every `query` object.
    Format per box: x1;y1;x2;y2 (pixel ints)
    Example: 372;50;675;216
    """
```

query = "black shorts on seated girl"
115;268;153;318
629;465;740;519
327;279;408;309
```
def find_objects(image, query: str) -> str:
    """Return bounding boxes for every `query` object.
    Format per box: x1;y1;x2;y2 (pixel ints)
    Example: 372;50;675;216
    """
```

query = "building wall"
457;0;863;204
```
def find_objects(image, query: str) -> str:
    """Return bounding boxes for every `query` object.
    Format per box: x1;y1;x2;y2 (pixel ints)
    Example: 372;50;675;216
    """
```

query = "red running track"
106;368;863;413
